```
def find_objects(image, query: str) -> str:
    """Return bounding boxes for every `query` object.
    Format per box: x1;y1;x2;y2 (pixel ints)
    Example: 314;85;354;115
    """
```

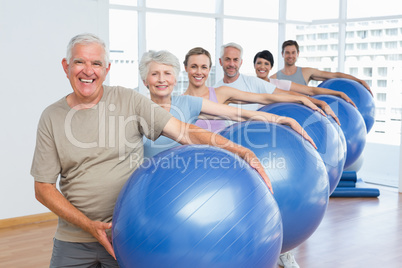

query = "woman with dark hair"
253;49;356;112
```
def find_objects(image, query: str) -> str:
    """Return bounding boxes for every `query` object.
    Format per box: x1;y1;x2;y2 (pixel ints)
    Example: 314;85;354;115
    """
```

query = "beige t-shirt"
30;85;172;242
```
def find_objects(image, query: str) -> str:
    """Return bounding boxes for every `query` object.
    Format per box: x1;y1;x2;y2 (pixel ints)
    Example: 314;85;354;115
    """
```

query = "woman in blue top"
140;50;316;159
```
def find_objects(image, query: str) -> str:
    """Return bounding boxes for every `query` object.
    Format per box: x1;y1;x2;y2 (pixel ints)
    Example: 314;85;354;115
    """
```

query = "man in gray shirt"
271;40;372;95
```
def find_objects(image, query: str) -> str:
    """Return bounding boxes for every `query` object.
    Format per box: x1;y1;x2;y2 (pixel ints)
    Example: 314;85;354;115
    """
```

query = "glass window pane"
348;0;401;18
147;0;215;13
147;13;215;94
285;23;339;77
287;0;338;21
109;9;138;90
109;0;137;6
223;20;278;76
224;0;278;19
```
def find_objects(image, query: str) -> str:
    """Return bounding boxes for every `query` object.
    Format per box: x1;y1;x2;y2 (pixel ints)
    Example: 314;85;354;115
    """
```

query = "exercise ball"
258;102;346;194
220;122;329;253
112;145;283;268
318;78;375;133
314;95;366;169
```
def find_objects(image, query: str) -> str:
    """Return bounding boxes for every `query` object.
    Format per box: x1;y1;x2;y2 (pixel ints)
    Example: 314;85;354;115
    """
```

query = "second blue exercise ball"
314;94;366;169
318;78;375;133
220;122;329;253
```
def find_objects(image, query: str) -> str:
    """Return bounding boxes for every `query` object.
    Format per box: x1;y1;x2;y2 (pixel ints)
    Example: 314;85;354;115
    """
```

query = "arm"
198;99;317;149
34;181;116;259
307;68;372;95
274;88;341;125
161;117;273;193
216;86;325;116
289;82;357;108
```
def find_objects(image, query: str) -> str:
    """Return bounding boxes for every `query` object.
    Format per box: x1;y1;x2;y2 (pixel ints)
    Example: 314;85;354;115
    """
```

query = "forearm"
35;182;93;233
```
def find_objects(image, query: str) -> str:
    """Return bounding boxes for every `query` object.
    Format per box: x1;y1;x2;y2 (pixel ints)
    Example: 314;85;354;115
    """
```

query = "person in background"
139;49;316;159
253;49;357;109
270;40;372;96
182;47;326;133
216;42;355;268
214;42;343;125
31;33;273;268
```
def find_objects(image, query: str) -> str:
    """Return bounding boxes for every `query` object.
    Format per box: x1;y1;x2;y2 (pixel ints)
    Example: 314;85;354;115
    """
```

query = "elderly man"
31;33;271;267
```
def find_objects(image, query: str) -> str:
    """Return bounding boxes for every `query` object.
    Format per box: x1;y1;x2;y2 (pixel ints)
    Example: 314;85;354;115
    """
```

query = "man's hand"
88;221;116;260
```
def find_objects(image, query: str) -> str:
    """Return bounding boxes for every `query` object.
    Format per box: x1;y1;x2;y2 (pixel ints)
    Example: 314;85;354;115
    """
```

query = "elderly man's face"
220;47;243;79
62;43;110;104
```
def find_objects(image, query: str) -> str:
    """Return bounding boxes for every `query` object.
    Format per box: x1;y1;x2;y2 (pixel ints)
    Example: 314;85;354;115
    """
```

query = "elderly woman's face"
144;61;176;98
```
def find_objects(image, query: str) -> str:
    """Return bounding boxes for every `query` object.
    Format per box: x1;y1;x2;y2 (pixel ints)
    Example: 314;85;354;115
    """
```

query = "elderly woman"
182;47;327;131
139;50;316;159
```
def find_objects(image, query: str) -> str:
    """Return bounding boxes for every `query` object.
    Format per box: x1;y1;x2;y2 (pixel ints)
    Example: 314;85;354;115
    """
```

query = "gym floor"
0;184;400;268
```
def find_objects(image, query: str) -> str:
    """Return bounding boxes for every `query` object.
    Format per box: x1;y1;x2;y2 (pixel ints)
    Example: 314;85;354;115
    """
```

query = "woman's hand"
277;116;317;149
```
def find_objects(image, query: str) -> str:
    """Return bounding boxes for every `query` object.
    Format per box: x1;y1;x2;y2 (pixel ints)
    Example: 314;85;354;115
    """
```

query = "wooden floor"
0;185;401;268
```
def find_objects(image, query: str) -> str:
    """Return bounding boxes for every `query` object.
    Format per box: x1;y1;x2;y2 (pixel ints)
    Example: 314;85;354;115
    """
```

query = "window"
307;34;316;40
357;30;368;39
346;31;355;38
385;41;397;49
377;93;387;102
147;13;215;94
318;33;328;40
109;9;138;89
385;28;398;36
318;45;328;51
357;43;368;50
330;44;338;51
363;67;373;77
330;32;338;39
147;0;215;13
371;42;382;49
377;80;387;87
378;67;387;76
346;44;354;50
349;67;358;76
307;45;316;52
296;35;304;41
371;29;382;37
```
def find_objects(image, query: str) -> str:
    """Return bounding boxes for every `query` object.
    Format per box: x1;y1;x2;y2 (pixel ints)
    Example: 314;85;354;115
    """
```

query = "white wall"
0;0;108;220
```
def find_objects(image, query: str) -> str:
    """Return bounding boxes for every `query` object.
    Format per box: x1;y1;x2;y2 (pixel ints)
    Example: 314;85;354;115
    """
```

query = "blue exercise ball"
258;103;346;194
220;122;329;253
318;78;375;133
112;145;283;268
314;95;366;169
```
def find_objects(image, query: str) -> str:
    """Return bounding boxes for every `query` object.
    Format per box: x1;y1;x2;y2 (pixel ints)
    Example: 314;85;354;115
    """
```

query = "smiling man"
271;40;372;95
31;33;272;268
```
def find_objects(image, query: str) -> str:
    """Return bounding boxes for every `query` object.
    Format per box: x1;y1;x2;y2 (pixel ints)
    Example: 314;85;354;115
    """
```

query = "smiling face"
282;45;299;67
185;54;211;88
62;43;110;106
254;57;272;80
219;46;242;80
144;61;176;100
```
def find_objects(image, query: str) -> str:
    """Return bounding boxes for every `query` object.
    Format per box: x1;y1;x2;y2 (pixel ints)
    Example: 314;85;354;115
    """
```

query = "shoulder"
301;66;319;75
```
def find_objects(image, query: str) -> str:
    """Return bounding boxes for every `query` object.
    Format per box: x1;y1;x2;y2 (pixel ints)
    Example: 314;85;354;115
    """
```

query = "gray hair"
220;42;243;59
139;50;181;81
66;33;109;65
